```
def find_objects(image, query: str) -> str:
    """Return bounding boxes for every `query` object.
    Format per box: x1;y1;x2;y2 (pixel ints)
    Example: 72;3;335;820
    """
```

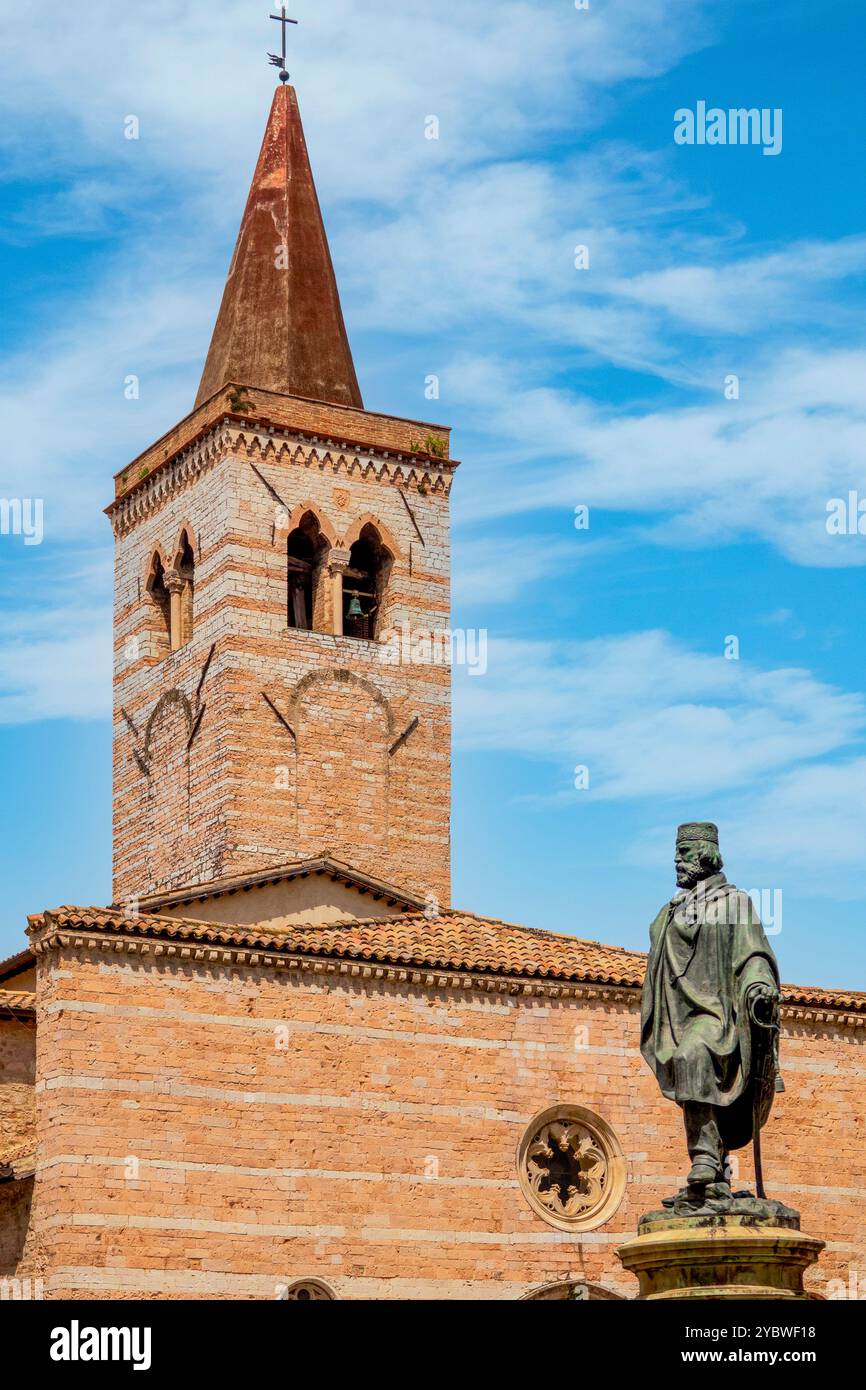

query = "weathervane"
268;7;298;84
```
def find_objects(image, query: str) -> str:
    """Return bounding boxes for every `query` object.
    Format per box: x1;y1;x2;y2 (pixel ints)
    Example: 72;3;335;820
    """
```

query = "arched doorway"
521;1281;625;1301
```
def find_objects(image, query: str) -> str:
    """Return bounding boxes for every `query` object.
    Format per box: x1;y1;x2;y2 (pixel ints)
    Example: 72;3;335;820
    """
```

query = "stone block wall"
32;942;865;1300
0;1015;37;1284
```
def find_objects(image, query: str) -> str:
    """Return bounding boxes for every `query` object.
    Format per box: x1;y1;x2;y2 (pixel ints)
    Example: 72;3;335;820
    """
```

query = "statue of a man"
640;823;781;1202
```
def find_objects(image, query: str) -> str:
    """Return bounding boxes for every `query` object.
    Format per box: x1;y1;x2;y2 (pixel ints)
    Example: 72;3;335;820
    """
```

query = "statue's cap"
676;822;719;845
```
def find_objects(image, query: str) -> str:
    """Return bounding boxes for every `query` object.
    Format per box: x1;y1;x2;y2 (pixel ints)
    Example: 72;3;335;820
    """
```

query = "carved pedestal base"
616;1202;824;1300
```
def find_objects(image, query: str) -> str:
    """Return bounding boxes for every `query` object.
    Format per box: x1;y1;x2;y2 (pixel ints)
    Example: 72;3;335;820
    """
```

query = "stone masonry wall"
0;1017;35;1170
112;433;452;907
0;1016;37;1284
33;944;865;1300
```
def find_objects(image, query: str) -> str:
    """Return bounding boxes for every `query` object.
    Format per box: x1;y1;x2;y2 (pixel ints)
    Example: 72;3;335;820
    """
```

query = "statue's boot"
684;1101;725;1181
686;1161;719;1188
660;1103;728;1207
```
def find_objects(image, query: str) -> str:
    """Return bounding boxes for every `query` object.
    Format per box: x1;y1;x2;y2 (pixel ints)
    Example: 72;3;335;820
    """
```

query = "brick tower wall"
112;425;452;907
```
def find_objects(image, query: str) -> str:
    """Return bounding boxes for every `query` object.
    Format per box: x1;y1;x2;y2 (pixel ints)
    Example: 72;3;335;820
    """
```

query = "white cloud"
723;757;866;872
613;237;866;335
629;755;866;903
0;559;112;723
455;630;866;800
0;1;717;206
452;532;604;607
448;347;866;568
0;256;214;537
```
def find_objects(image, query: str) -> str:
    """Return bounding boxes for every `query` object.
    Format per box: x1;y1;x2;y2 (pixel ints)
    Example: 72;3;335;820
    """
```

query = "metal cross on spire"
268;7;298;84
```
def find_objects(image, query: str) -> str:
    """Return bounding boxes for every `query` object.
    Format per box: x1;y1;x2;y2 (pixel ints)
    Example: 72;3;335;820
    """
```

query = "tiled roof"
0;1140;36;1180
0;990;35;1017
0;948;35;984
781;982;866;1013
26;905;866;1014
138;855;425;914
286;912;648;986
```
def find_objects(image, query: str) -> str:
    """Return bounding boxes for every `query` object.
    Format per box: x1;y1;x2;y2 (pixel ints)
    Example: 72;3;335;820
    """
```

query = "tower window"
287;513;328;632
175;530;195;647
146;553;171;659
343;525;391;641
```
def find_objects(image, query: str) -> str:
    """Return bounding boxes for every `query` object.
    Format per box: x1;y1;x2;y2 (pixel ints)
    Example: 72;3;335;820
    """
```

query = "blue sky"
1;0;864;988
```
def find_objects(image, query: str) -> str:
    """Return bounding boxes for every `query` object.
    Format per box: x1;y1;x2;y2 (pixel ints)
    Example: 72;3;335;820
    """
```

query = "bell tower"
109;84;455;909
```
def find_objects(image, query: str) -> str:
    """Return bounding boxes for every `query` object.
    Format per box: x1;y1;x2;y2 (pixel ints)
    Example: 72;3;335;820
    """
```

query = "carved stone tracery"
517;1103;626;1233
526;1118;608;1221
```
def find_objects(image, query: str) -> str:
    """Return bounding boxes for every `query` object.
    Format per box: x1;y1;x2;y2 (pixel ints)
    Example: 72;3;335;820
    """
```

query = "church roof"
24;905;866;1016
0;990;35;1018
0;1143;36;1183
195;84;362;411
291;911;648;986
136;855;427;915
0;948;34;985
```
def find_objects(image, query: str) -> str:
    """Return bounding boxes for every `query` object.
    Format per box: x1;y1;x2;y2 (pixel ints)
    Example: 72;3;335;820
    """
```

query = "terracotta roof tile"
0;1139;36;1179
26;905;866;1014
0;948;35;984
29;905;644;984
780;982;866;1012
0;990;35;1016
138;855;425;914
287;911;648;985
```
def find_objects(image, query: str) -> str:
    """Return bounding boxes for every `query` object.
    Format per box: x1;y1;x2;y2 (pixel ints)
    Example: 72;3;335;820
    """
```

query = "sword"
753;1076;766;1199
749;988;780;1200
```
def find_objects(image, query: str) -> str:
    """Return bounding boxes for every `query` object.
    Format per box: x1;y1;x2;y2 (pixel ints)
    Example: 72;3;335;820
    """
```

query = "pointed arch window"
287;513;329;632
344;525;392;641
174;530;195;647
146;553;171;659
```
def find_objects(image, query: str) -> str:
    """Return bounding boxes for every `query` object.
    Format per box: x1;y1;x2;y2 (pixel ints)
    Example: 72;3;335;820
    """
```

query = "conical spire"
195;85;363;410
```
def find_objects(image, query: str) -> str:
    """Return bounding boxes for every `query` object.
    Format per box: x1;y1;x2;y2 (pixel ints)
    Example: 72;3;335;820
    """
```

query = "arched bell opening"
145;553;172;660
287;512;330;632
173;529;195;647
343;524;392;641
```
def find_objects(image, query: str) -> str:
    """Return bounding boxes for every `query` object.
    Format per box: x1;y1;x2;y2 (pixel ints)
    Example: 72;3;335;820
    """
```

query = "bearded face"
675;841;704;889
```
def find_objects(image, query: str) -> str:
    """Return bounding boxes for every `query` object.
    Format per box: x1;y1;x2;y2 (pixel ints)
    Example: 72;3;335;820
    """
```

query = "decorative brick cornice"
24;906;866;1027
28;927;639;1006
108;423;232;536
108;419;456;538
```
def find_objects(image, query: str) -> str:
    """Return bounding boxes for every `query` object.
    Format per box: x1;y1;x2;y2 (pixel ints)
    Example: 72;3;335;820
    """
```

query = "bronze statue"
640;823;782;1210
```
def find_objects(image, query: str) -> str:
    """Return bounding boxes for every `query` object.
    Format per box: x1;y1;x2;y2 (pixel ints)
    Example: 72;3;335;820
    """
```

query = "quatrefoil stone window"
517;1104;627;1232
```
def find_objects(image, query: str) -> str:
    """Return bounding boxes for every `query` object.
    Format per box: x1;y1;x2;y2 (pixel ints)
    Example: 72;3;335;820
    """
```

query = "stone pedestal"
617;1199;824;1300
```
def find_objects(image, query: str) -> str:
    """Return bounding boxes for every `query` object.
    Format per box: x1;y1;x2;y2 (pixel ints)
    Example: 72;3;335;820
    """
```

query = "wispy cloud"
448;347;866;567
455;631;866;801
0;557;112;723
0;1;718;201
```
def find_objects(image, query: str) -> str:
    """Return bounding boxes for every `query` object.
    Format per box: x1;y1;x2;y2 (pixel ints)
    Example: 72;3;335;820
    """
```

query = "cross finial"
268;7;298;84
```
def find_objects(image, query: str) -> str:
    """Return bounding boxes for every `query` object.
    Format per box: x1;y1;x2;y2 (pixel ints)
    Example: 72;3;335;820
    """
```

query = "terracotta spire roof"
195;84;363;410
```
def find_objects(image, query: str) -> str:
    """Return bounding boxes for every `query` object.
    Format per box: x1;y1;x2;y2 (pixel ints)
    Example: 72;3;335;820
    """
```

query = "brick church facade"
1;85;864;1301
